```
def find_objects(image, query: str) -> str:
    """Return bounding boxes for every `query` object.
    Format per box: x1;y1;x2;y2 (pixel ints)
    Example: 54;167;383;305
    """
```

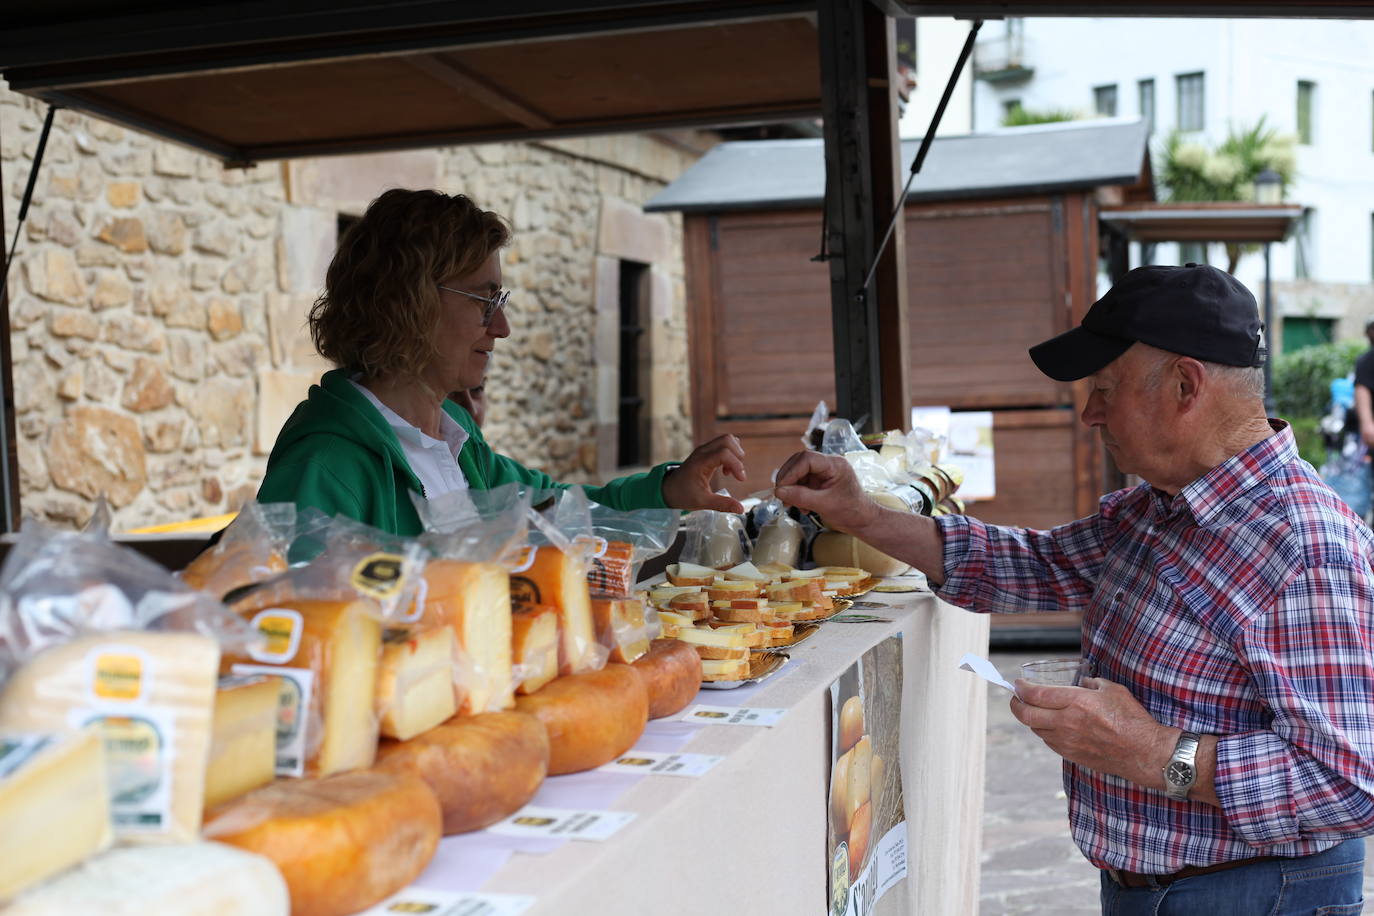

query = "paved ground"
979;649;1374;915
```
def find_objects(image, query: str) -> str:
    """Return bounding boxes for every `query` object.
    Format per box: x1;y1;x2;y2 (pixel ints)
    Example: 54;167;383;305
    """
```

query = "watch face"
1166;761;1195;786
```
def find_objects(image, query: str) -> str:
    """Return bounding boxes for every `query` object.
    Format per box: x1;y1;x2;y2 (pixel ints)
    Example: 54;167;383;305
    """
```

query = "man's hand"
772;451;879;535
661;434;747;513
1010;678;1173;788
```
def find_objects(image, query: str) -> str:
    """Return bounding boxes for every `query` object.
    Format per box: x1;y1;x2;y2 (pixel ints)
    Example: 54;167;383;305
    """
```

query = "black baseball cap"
1028;263;1265;382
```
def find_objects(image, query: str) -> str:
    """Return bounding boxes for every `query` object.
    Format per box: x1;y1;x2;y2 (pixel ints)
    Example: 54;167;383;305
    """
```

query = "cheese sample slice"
767;579;824;605
0;729;112;899
375;711;548;835
205;675;280;810
664;562;717;586
375;627;457;740
418;560;514;715
511;605;559;696
510;546;599;675
4;841;289;916
706;620;766;648
591;597;650;664
647;585;702;605
205;770;441;916
0;631;219;843
701;657;751;681
667;592;711;619
223;598;382;778
722;561;770;582
673;624;751;650
657;610;695;638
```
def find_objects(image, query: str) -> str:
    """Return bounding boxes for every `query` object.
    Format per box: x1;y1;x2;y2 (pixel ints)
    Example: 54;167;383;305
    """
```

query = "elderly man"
775;264;1374;915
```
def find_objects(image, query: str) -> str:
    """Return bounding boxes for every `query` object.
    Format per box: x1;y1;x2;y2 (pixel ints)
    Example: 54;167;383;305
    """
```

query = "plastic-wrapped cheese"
374;711;548;834
0;728;112;899
204;675;280;810
511;605;559;695
591;597;650;664
204;770;441;916
221;598;382;778
418;559;514;715
4;841;289;916
0;631;219;842
375;626;457;740
511;546;600;674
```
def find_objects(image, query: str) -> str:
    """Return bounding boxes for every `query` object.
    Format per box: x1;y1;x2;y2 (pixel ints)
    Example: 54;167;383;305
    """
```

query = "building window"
1176;71;1205;132
1282;316;1334;353
1093;84;1118;117
1179;241;1206;265
895;18;916;72
1295;208;1315;280
1137;78;1155;134
617;261;651;468
1297;80;1316;145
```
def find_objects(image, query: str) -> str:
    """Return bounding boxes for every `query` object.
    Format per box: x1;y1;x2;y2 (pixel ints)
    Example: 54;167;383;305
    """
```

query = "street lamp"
1254;168;1282;414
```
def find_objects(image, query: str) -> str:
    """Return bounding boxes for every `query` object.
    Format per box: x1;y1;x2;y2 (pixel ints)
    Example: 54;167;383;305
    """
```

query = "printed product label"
351;552;405;600
509;575;541;607
69;706;176;833
247;609;304;664
487;805;636;841
681;704;787;727
89;648;147;702
0;733;55;781
597;751;723;778
232;663;315;776
358;888;535;916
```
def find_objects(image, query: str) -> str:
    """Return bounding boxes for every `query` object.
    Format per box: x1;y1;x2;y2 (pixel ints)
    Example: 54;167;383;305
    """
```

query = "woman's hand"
661;434;748;513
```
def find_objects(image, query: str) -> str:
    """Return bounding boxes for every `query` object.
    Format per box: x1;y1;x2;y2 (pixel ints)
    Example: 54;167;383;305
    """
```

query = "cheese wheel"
204;769;441;916
0;631;219;843
630;639;701;719
514;664;647;775
812;529;909;577
374;711;549;834
511;546;599;675
221;598;382;778
4;841;289;916
417;560;514;715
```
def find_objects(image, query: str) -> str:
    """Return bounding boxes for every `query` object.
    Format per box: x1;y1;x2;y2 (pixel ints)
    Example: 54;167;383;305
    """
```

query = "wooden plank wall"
684;192;1105;527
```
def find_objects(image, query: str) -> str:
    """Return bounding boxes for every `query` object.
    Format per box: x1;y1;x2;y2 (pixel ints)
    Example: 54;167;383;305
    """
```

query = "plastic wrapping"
510;604;560;695
585;505;680;596
680;504;749;570
375;625;461;739
179;503;295;600
751;500;804;569
821;418;868;456
590;596;658;664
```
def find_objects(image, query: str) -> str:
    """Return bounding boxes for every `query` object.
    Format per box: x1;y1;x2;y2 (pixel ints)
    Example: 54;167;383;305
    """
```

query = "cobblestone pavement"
980;650;1374;915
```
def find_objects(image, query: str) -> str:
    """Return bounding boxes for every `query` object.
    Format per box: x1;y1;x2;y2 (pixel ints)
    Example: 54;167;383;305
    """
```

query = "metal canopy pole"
817;0;885;433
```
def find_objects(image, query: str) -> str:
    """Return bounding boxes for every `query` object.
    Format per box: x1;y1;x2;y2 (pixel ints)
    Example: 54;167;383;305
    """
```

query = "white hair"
1138;347;1265;401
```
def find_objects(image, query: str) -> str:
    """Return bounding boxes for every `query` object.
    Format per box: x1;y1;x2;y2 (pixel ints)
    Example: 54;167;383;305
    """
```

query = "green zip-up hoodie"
257;368;673;536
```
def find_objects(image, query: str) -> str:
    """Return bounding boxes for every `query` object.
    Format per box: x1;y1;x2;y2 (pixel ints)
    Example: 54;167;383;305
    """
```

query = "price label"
486;806;636;842
681;704;786;727
357;888;534;916
597;751;724;777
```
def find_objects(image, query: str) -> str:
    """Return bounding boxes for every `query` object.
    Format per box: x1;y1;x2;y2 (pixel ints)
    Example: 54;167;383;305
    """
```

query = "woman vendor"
257;188;746;535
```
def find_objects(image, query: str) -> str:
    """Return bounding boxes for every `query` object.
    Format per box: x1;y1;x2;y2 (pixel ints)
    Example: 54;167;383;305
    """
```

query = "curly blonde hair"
310;189;510;378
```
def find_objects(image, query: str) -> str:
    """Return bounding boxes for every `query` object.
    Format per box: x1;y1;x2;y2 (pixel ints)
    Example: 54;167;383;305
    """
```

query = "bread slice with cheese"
665;562;718;587
701;657;752;681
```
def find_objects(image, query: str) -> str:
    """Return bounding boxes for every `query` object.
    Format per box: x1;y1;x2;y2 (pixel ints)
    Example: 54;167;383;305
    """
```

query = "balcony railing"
973;32;1034;83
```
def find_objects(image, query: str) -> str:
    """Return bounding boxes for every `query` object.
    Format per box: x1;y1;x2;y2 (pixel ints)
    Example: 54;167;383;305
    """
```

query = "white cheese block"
0;728;112;900
0;631;220;843
5;841;288;915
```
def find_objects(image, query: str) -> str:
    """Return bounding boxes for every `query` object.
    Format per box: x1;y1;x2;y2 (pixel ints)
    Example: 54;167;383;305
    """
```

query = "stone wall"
1;81;702;530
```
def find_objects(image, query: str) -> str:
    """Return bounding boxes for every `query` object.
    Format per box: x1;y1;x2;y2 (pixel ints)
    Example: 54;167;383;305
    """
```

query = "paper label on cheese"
351;551;405;600
231;663;314;776
597;751;724;778
358;888;536;916
487;805;636;842
69;706;175;832
508;575;542;607
86;645;150;702
246;609;304;664
681;704;786;727
0;733;55;780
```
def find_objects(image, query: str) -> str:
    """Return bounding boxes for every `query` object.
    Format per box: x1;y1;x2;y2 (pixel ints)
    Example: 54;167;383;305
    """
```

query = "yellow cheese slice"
204;675;279;810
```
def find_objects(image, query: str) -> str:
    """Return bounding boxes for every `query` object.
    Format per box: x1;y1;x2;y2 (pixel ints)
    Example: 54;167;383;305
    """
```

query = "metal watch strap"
1163;731;1201;800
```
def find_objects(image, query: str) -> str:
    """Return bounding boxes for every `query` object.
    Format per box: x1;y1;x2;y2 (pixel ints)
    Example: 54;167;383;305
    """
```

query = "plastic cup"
1020;657;1090;687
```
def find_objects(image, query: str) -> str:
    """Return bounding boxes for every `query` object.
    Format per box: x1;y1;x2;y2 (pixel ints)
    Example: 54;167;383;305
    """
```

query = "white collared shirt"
348;378;469;499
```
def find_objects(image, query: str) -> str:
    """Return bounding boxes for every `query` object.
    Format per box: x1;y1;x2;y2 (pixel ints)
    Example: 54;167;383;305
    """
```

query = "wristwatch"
1163;731;1201;800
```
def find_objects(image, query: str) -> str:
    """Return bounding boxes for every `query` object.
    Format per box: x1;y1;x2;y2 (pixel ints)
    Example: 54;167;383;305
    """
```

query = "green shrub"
1272;340;1363;418
1001;107;1079;127
1287;415;1325;468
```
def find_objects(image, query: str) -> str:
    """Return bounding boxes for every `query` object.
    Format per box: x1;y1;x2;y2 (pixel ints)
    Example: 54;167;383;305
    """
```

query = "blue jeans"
1099;839;1365;915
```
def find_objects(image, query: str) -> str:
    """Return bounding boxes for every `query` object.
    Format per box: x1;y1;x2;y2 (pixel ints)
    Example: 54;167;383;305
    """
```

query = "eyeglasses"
438;285;510;326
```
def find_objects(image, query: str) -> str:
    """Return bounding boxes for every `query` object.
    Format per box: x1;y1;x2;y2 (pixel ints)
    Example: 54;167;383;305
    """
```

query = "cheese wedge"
657;610;695;638
4;842;289;916
375;627;458;740
783;568;826;579
668;592;711;618
711;603;769;623
722;561;770;582
0;728;112;899
591;597;650;664
511;546;598;675
205;675;280;810
510;605;559;696
705;581;761;602
767;579;824;605
693;645;750;660
0;631;219;843
665;562;717;586
701;657;751;681
673;624;751;650
205;770;441;916
419;559;514;715
707;620;766;647
223;598;382;778
764;623;795;646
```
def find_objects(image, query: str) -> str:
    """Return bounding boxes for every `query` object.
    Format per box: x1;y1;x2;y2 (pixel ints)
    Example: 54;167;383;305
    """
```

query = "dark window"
1176;71;1205;131
1137;78;1155;134
1093;84;1118;117
895;18;916;72
1297;80;1315;145
1282;316;1334;353
617;261;651;468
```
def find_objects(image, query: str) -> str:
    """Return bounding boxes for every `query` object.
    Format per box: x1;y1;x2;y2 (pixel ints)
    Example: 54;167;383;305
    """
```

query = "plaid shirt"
936;422;1374;873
